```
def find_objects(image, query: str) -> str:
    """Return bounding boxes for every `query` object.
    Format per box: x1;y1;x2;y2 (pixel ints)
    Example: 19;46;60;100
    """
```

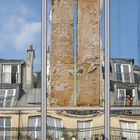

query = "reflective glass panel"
0;110;41;140
0;0;41;107
110;0;140;107
47;110;104;139
47;0;104;107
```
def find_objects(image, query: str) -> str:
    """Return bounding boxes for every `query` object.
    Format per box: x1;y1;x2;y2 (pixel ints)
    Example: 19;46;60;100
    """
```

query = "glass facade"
0;0;42;139
47;0;104;107
0;0;140;140
109;0;140;140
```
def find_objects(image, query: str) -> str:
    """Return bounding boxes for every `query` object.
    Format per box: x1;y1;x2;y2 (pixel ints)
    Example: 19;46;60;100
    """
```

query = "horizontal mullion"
47;107;104;111
111;106;140;110
0;107;41;111
47;106;140;111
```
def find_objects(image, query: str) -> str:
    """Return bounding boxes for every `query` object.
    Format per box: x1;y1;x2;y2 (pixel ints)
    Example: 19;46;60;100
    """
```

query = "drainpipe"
73;0;78;106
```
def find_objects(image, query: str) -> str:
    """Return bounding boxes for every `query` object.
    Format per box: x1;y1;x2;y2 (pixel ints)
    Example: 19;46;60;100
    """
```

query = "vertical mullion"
41;0;47;140
104;0;110;139
73;0;78;106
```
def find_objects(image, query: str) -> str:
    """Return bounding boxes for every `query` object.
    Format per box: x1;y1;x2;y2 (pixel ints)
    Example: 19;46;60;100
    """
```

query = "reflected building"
110;58;140;107
0;45;41;140
48;0;103;107
47;110;104;140
47;110;140;140
0;45;41;107
0;110;41;139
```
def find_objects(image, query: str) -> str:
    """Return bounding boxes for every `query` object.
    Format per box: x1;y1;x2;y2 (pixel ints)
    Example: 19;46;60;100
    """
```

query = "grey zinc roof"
133;65;140;71
17;88;41;107
110;58;134;64
0;59;25;63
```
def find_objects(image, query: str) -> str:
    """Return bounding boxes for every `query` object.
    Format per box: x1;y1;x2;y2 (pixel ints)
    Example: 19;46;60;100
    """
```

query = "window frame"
0;117;11;140
117;89;126;106
2;64;20;84
28;116;41;139
47;116;63;139
120;120;138;140
77;120;92;139
114;63;132;83
0;89;16;107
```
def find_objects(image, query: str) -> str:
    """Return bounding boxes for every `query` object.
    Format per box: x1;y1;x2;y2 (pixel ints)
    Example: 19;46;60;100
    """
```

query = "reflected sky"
0;0;41;71
110;0;140;65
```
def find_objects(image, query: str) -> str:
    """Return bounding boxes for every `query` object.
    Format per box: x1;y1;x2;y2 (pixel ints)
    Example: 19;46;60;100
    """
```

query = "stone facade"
50;0;74;106
49;0;102;106
77;0;100;106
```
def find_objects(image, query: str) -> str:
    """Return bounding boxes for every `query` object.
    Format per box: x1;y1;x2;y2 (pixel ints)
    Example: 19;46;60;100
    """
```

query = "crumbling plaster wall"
50;0;102;107
77;0;100;106
50;0;74;106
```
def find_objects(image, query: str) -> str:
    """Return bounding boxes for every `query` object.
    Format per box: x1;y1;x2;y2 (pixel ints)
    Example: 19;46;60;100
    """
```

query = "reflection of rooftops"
0;45;41;107
0;59;25;63
133;65;140;71
110;58;134;64
17;88;41;107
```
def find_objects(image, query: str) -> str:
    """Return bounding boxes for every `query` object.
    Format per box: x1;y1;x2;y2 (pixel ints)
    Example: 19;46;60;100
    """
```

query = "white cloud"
0;1;41;51
0;15;41;50
0;1;41;71
13;22;41;49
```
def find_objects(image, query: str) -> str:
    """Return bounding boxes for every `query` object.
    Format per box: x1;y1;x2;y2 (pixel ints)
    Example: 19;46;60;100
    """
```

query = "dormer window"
117;89;136;106
114;63;132;83
2;65;19;84
0;89;16;107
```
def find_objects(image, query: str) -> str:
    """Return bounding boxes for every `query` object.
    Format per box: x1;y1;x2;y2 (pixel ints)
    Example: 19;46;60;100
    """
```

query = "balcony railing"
47;126;140;140
0;126;140;140
0;127;41;140
110;127;140;140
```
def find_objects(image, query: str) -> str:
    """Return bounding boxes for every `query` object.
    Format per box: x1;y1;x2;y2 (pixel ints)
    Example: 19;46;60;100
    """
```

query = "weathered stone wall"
50;0;101;107
50;0;74;106
77;0;100;106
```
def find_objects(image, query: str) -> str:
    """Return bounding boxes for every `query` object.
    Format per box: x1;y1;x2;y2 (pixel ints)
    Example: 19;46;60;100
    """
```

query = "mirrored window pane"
47;110;104;139
0;110;41;140
110;0;140;107
0;0;41;107
47;0;104;107
111;110;140;140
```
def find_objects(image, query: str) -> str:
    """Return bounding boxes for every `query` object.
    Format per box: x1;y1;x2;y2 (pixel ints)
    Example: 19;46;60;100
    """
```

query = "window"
117;89;126;106
47;117;62;139
0;89;16;107
77;120;92;140
117;89;136;106
28;116;41;139
2;65;19;84
0;117;11;140
114;63;132;83
120;121;138;140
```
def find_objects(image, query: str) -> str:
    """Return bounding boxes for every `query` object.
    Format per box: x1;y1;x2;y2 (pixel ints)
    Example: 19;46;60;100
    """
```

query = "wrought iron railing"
47;126;140;140
0;127;41;140
0;126;140;140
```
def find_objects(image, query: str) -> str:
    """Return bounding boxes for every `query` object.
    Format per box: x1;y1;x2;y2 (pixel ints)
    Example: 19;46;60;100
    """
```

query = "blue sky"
110;0;140;65
0;0;41;71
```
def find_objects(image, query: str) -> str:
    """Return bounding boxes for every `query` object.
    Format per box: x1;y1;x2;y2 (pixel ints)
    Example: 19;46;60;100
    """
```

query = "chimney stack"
26;45;35;89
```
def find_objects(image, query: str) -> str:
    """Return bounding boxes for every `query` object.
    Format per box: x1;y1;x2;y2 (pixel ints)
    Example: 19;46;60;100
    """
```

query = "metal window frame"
43;0;140;140
41;0;47;140
104;0;110;139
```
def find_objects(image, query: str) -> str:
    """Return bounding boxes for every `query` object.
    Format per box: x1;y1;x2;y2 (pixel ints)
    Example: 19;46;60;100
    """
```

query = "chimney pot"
27;44;33;52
